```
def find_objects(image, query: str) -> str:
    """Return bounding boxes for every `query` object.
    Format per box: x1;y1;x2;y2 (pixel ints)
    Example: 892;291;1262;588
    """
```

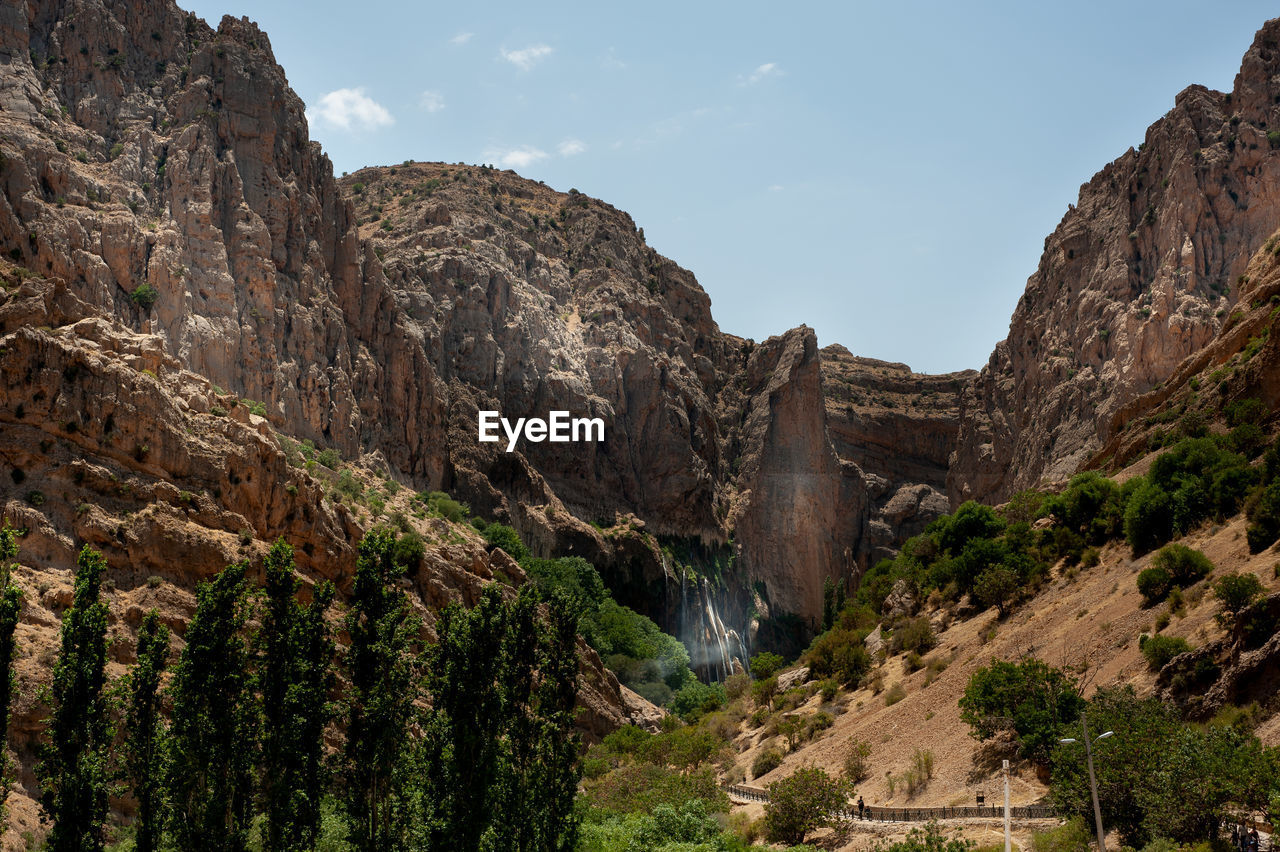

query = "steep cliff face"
0;0;450;483
951;19;1280;503
821;346;973;565
728;327;862;620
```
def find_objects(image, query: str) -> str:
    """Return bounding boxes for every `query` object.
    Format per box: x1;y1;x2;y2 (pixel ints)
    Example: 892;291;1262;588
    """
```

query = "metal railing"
724;785;1057;822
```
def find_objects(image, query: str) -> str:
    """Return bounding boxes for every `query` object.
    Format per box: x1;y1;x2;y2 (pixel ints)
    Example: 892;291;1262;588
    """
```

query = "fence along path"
725;785;1057;823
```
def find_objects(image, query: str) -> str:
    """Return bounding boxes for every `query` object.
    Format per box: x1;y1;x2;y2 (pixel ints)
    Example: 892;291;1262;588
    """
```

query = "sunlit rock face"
950;19;1280;503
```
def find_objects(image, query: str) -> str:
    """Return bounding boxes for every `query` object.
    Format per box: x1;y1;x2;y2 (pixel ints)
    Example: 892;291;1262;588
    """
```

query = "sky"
183;1;1280;374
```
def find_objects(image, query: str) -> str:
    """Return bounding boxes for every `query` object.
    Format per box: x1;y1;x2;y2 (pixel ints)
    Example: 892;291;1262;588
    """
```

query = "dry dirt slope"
722;506;1278;848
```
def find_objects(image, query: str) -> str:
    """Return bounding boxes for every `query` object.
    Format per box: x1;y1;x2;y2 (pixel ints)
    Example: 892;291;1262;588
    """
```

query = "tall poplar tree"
341;530;419;852
124;610;169;852
40;545;111;852
427;585;582;851
166;562;255;852
259;540;334;852
0;524;25;826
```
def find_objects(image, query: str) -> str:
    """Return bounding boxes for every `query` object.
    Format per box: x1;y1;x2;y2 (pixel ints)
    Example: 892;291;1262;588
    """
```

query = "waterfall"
662;546;752;683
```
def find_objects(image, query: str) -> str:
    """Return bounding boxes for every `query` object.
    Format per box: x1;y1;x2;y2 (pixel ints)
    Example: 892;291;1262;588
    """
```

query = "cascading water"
667;557;753;682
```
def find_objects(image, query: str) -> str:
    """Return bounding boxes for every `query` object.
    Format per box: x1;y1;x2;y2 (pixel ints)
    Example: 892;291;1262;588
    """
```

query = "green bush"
669;681;726;722
1152;543;1212;587
959;658;1084;762
752;748;784;779
1225;398;1266;427
1213;572;1264;615
129;283;159;311
1247;479;1280;553
762;767;850;845
751;676;778;708
843;738;872;783
480;522;527;561
879;822;975;852
1125;480;1174;554
1136;565;1173;606
581;763;727;815
335;469;363;501
1138;633;1192;671
390;531;424;570
1043;471;1126;544
803;628;871;686
1031;816;1091;852
893;615;937;655
425;491;468;522
316;448;341;469
750;651;785;680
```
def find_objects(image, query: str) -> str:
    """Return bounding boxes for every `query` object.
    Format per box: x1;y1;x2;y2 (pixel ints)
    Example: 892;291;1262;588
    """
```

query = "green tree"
423;584;583;850
166;562;256;852
763;766;850;844
1213;572;1264;618
0;524;24;824
1247;480;1280;553
341;530;421;852
124;611;170;852
1050;686;1278;845
974;564;1019;616
750;651;785;680
1125;480;1174;555
40;545;112;852
804;628;871;685
259;540;335;852
493;589;582;851
959;657;1083;763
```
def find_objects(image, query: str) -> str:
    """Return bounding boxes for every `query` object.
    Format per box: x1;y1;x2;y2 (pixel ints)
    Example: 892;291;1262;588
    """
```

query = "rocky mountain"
6;0;1280;845
949;19;1280;503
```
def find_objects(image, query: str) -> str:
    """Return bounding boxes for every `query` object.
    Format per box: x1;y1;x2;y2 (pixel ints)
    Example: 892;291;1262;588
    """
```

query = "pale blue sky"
184;1;1278;374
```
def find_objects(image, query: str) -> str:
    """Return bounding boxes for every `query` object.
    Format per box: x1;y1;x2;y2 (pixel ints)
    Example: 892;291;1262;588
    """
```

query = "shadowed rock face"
949;18;1280;504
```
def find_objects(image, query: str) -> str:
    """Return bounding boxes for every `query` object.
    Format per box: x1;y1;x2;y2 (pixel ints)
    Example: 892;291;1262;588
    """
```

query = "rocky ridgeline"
951;19;1280;503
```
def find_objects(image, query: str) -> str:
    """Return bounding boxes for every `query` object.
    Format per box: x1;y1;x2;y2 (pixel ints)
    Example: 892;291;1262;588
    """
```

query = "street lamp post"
1060;719;1113;852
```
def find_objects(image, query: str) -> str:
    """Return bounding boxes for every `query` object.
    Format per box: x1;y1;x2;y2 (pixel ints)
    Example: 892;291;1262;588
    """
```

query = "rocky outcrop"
950;18;1280;503
730;327;862;620
1159;592;1280;720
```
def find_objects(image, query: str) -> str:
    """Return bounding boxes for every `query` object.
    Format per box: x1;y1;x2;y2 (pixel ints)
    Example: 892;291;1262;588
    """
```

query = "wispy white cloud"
740;62;782;85
558;139;586;157
450;32;474;45
501;43;553;71
768;184;784;192
306;88;393;132
488;146;549;169
601;47;626;70
419;90;445;113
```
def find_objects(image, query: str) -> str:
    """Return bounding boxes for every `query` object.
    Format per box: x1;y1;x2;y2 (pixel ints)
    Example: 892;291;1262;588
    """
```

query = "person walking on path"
857;796;865;820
